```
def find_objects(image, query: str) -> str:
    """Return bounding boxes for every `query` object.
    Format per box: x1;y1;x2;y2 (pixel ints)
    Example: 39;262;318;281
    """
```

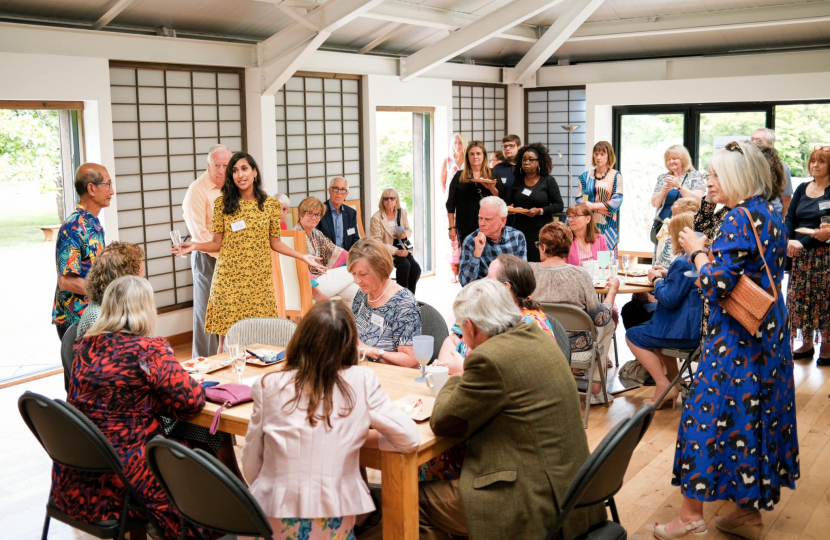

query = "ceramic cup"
582;260;596;278
425;365;450;396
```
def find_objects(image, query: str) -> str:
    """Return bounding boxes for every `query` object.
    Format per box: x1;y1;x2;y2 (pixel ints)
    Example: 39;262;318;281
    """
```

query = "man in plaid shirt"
458;196;527;286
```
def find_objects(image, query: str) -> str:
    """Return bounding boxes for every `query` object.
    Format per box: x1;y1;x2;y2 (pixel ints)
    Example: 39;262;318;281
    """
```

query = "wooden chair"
344;199;365;237
271;230;313;321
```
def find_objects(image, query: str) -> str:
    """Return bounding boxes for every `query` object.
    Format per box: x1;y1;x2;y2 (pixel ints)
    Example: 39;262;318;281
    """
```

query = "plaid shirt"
458;226;527;286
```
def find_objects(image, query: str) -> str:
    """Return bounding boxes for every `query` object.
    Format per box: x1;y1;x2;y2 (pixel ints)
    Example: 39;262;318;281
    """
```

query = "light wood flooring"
2;342;828;540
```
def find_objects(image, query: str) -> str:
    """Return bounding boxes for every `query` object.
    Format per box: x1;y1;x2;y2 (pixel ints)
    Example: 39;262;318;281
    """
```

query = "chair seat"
660;348;696;360
570;349;595;369
46;498;147;539
574;520;627;540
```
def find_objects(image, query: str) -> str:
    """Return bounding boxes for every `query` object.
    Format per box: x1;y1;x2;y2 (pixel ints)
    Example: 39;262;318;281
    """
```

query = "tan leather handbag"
720;207;776;336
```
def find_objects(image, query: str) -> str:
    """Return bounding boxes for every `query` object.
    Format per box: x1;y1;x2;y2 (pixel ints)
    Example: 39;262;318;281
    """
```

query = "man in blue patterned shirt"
458;196;526;286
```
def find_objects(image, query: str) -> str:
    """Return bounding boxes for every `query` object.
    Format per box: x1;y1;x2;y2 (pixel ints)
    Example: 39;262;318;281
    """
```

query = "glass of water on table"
412;335;434;383
621;254;631;283
228;342;246;384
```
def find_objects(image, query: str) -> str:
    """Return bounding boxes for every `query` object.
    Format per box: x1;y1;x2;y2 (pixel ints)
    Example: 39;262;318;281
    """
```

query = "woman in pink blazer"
241;301;420;539
564;203;609;266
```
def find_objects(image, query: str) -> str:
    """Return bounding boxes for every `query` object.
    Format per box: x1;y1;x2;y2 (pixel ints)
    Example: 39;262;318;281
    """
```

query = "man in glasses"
182;144;231;357
52;163;113;341
493;134;522;200
751;128;793;218
317;176;361;250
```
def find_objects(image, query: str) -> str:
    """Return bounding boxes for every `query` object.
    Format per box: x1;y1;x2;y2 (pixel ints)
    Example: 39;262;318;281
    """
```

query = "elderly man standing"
182;144;232;357
317;177;361;250
52;163;112;340
418;280;606;540
752;127;793;217
457;196;526;285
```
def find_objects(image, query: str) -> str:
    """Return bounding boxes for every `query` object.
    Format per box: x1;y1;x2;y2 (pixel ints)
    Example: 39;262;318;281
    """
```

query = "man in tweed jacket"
418;280;606;540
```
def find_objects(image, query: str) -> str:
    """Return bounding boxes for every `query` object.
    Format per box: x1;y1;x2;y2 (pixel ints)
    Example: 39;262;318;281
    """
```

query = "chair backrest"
547;316;571;364
60;323;78;391
271;230;313;318
285;207;297;229
545;404;655;540
344;199;365;237
18;392;143;502
224;318;297;352
618;249;653;266
540;303;597;341
417;302;449;363
146;437;273;539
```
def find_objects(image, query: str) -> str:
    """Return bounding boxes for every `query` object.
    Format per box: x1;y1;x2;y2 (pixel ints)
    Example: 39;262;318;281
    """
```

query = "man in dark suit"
317;176;361;250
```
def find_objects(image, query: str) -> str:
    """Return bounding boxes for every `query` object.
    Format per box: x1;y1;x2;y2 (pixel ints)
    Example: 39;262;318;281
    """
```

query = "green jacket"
431;322;606;540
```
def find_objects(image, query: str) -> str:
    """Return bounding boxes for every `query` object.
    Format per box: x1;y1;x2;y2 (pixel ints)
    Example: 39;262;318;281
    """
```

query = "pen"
182;235;190;242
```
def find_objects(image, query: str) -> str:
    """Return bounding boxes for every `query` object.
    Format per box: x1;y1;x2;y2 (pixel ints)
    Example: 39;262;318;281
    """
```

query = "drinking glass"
412;335;434;382
611;259;620;278
596;251;611;279
230;346;246;384
822;216;830;226
170;230;186;259
621;254;631;283
684;232;708;278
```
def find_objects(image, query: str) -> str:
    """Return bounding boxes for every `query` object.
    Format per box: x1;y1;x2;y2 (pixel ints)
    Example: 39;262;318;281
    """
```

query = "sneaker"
589;393;614;405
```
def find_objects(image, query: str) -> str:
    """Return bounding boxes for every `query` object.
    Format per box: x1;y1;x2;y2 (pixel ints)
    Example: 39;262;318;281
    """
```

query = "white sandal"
653;518;707;539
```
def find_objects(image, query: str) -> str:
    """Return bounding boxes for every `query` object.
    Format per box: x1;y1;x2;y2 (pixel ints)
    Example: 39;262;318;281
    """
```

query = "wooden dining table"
593;264;655;295
182;345;459;540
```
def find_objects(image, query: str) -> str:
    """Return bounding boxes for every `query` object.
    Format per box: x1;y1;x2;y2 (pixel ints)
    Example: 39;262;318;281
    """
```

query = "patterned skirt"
787;245;830;342
242;516;355;540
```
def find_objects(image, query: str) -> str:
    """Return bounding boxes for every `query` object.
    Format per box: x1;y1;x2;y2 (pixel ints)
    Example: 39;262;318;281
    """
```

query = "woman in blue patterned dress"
577;141;624;254
653;141;798;540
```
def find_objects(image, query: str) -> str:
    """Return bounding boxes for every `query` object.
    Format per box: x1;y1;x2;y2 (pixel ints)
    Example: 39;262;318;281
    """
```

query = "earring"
537;166;541;174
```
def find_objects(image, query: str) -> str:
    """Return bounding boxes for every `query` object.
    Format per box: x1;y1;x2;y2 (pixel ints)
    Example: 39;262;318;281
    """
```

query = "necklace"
368;280;393;303
594;168;609;181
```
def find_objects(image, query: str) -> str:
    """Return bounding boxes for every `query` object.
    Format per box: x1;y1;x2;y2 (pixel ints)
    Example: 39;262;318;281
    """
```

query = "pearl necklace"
368;280;393;303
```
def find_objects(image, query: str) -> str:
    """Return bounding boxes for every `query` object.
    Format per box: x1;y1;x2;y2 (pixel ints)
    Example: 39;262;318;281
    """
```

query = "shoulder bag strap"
396;208;402;226
738;207;778;302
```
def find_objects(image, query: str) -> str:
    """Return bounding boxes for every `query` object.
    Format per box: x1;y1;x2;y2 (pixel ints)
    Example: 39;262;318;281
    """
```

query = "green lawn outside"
0;182;60;247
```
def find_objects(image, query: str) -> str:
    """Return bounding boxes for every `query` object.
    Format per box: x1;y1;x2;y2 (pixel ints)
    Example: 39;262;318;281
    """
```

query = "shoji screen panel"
275;73;363;204
109;62;246;312
451;82;507;156
525;87;586;207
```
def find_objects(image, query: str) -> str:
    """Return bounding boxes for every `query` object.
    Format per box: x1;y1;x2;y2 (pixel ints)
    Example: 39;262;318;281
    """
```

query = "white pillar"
506;83;525;143
245;67;278;194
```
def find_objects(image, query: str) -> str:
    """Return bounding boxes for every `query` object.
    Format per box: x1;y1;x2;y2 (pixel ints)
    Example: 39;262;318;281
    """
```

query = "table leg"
381;450;419;540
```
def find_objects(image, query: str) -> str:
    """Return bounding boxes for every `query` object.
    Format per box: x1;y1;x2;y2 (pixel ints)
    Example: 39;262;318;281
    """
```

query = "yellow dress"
205;196;281;335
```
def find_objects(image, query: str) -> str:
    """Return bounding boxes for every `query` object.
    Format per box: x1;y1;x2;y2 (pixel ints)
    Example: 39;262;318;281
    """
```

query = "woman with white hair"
369;187;421;294
653;141;798;540
650;144;705;246
52;276;208;540
275;193;290;230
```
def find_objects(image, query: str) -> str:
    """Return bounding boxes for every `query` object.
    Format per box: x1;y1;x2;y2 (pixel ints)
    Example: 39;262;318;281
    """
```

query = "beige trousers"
418;479;467;540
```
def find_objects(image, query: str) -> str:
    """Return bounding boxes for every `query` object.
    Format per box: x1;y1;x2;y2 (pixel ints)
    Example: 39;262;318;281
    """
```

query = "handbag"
720;207;777;336
393;209;414;251
205;383;252;434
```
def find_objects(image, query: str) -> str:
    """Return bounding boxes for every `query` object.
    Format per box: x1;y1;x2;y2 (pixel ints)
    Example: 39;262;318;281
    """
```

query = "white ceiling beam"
358;21;405;54
362;0;539;43
511;0;604;84
91;0;137;31
259;0;385;94
277;4;319;31
400;0;564;81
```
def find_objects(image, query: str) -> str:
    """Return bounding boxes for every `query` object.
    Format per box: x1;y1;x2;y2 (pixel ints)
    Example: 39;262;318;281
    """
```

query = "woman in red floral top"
52;275;206;540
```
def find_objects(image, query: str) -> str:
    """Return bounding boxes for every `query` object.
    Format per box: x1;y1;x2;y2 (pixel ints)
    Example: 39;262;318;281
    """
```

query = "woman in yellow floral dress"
180;153;324;352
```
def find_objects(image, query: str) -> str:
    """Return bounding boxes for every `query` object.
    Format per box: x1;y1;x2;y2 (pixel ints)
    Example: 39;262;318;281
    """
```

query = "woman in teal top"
577;141;624;253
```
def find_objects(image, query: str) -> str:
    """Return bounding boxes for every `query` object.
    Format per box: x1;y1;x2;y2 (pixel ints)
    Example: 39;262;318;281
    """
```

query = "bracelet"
448;227;456;231
690;250;707;263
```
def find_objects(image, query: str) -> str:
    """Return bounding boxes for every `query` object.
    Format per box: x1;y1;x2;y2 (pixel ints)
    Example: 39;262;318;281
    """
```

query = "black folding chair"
145;436;274;540
18;391;151;540
545;404;656;540
418;301;450;364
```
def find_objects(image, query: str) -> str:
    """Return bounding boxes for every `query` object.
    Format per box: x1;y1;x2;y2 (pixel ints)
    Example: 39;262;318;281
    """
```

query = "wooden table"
594;264;655;295
183;345;458;540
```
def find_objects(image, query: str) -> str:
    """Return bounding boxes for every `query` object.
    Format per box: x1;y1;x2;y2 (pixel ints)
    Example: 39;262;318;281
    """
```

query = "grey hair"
74;163;105;198
206;144;232;164
752;128;776;147
329;176;349;190
275;193;291;208
480;196;508;218
453;279;521;338
710;141;775;205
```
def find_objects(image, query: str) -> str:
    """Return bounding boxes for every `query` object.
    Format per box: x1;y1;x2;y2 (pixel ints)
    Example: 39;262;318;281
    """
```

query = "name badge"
502;177;508;183
522;188;532;196
231;220;246;232
819;201;830;211
371;313;385;327
347;227;356;236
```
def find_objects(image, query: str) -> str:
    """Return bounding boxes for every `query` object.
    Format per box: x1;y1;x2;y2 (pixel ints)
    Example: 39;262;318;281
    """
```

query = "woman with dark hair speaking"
510;143;564;262
180;153;325;352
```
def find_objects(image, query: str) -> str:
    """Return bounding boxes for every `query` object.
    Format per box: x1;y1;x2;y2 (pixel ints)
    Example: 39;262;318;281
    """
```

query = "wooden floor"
2;342;828;540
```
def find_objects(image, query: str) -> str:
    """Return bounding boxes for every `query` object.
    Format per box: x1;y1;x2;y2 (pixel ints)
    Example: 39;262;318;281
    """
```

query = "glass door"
696;110;767;170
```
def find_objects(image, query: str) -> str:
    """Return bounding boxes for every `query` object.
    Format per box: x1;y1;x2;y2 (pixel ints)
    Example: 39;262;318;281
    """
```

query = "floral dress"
672;197;799;511
693;199;730;344
264;516;356;540
578;170;623;253
205;197;281;335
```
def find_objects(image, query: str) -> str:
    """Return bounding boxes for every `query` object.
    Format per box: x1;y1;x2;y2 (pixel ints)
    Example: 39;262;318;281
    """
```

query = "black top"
493;162;517;201
446;170;505;242
510;175;564;232
785;181;830;250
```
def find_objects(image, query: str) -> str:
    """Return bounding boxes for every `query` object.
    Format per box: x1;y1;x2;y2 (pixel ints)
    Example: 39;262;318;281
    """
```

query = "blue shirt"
458;226;527;285
771;162;794;214
328;200;344;248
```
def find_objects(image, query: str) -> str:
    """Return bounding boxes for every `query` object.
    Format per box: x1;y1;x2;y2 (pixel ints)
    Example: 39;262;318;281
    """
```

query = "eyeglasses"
502;143;517;149
305;212;322;219
383;197;396;201
534;241;541;248
565;213;584;219
724;141;744;155
522;158;539;163
330;187;348;194
94;182;114;190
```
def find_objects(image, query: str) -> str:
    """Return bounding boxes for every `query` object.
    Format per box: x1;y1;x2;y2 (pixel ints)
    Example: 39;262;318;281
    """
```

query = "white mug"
425;365;449;396
582;261;596;278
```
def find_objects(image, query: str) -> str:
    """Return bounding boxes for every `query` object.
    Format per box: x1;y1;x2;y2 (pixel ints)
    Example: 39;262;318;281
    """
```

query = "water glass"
822;216;830;226
412;335;434;382
596;251;611;279
170;230;186;259
621;254;631;283
230;346;246;384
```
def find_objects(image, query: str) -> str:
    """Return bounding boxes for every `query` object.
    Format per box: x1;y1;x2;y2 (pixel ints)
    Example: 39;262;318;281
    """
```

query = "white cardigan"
241;365;420;519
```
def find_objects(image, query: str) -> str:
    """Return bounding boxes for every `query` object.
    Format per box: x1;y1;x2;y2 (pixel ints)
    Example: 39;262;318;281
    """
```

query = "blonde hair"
378;187;401;212
85;275;157;338
669;213;695;256
298;196;326;218
671;197;701;216
664;145;695;175
452;133;469;160
347;238;394;280
709;141;774;205
462;141;494;183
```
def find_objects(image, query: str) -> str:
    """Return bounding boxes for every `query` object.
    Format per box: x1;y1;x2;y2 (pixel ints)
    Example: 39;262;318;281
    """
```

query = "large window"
525;87;586;208
275;73;362;204
452;82;507;158
110;62;246;312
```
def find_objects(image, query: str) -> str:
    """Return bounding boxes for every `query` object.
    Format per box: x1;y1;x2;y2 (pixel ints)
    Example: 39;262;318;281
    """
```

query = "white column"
245;67;278;194
506;83;525;142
